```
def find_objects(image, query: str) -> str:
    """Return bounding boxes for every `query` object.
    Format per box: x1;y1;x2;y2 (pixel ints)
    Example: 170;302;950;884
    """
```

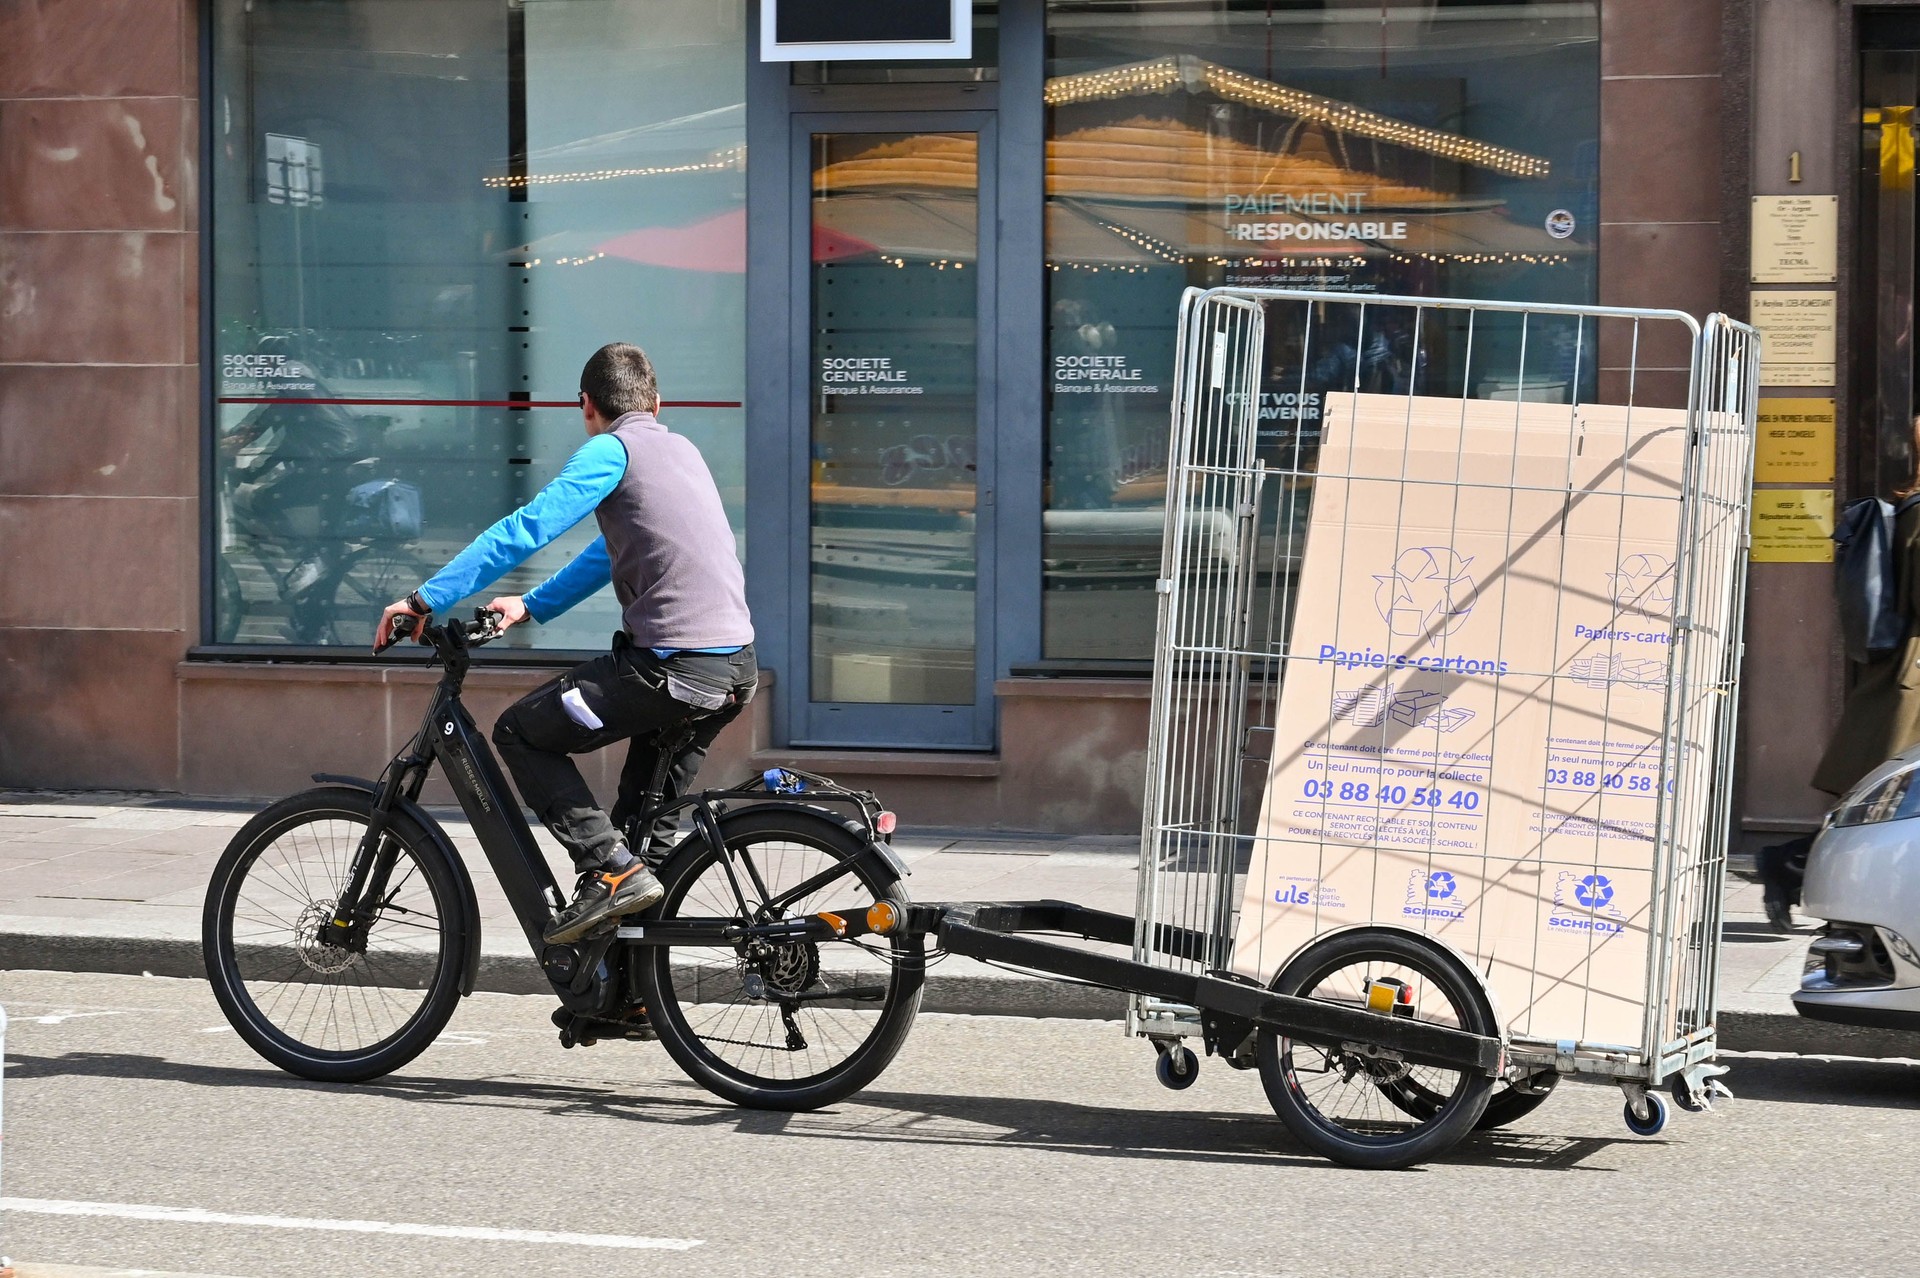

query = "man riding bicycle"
377;343;755;945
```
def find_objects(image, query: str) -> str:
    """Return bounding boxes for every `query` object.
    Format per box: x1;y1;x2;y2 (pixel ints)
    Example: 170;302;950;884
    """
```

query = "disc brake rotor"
294;901;357;976
757;939;820;998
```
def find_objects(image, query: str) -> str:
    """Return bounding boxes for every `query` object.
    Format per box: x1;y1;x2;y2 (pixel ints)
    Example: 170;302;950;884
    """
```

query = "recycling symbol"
1606;554;1674;615
1426;871;1457;900
1375;547;1476;638
1573;874;1614;909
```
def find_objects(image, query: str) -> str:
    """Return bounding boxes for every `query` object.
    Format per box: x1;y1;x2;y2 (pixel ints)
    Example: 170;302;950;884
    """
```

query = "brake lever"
470;607;506;643
374;612;421;655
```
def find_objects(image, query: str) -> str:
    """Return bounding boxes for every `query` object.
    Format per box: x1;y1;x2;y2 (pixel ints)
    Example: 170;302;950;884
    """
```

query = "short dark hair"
579;343;659;418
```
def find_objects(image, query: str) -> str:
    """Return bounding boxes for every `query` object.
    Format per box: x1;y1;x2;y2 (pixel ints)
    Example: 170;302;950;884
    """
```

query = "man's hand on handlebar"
485;595;530;634
375;595;430;654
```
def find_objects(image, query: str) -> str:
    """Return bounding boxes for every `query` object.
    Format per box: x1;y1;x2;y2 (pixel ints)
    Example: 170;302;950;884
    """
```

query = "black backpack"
1834;494;1920;663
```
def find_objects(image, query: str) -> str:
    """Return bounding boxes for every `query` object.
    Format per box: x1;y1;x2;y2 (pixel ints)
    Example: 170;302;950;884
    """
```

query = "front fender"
312;773;483;997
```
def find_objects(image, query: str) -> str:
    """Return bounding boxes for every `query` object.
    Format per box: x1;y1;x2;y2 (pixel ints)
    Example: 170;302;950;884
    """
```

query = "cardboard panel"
1235;392;1690;1046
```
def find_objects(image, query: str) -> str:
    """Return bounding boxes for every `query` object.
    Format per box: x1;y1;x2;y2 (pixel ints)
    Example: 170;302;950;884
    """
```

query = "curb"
0;931;1128;1021
7;930;1918;1058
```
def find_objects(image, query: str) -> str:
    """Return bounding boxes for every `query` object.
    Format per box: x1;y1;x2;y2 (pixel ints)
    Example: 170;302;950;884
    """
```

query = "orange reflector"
876;810;897;836
1365;981;1396;1014
816;911;847;937
866;901;899;935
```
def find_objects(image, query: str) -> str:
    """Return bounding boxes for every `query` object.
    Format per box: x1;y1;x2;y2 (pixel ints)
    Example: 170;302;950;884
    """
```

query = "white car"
1796;745;1920;1030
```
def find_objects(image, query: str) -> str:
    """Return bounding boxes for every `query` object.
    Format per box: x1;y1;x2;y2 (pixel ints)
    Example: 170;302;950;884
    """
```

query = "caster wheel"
1155;1045;1199;1090
1670;1077;1707;1113
1624;1092;1669;1136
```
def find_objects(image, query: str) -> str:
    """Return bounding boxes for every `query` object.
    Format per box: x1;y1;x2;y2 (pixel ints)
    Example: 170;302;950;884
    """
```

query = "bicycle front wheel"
640;808;923;1111
203;787;471;1083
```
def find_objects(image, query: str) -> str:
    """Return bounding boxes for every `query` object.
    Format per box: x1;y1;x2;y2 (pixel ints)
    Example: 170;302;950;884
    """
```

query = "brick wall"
0;0;199;787
1597;0;1727;399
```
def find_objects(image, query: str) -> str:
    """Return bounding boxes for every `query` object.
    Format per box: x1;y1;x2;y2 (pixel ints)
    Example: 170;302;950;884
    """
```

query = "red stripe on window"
215;397;742;409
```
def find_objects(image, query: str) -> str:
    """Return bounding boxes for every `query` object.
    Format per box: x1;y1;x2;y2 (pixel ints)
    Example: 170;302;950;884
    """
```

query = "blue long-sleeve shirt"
416;431;743;655
416;434;622;623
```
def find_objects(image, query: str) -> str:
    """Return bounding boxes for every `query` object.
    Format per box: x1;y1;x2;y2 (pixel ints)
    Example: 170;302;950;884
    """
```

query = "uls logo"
1272;878;1347;909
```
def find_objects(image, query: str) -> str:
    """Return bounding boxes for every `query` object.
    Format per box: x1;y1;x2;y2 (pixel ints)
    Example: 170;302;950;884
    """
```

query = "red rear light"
875;810;897;836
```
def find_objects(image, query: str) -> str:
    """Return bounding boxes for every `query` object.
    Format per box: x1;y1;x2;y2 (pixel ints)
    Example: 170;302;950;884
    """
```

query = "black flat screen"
774;0;952;45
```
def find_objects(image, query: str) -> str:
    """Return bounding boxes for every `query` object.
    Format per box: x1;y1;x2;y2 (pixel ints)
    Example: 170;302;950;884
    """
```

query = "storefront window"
1041;0;1600;660
210;0;746;648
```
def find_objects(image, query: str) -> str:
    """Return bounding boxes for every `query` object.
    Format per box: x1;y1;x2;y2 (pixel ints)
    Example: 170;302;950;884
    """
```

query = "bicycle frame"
322;617;902;1015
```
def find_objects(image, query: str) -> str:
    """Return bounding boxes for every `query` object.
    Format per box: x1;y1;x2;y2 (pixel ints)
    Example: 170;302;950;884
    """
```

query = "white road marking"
0;1198;703;1251
31;1010;127;1025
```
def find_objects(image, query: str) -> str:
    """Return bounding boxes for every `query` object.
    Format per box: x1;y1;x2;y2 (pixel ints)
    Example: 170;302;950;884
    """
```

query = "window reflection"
1041;0;1600;660
810;133;980;705
211;0;746;647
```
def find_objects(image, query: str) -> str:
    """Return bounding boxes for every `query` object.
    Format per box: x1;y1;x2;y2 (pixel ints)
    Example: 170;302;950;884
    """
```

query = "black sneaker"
1763;896;1794;933
544;861;664;944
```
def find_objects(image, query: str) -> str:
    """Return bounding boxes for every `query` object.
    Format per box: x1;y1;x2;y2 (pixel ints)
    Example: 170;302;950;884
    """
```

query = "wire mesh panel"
1131;291;1266;1029
1131;287;1758;1084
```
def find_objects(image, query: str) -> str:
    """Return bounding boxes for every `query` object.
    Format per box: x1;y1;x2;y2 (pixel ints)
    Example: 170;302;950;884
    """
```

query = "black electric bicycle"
206;610;1511;1167
202;609;925;1111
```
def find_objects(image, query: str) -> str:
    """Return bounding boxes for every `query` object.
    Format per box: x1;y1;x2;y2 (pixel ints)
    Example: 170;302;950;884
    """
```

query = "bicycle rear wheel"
203;787;471;1083
639;807;923;1111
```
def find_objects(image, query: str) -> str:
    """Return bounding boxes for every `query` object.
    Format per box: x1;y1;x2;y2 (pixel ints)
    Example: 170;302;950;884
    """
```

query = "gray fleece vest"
595;412;753;649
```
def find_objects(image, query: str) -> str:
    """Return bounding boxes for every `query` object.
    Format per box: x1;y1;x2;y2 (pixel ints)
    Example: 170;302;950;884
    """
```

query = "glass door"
791;114;997;747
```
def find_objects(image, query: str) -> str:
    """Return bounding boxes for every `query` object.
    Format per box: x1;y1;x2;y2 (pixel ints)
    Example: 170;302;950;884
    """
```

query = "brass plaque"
1751;196;1838;283
1755;397;1836;483
1751;291;1837;386
1750;487;1835;562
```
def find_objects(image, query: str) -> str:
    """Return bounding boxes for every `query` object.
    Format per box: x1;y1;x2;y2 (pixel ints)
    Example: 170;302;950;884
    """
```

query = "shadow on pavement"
1721;1054;1920;1108
7;1048;1638;1173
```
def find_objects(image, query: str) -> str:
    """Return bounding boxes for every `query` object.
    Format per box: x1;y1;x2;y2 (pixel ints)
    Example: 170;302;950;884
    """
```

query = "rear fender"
707;800;908;887
312;773;483;997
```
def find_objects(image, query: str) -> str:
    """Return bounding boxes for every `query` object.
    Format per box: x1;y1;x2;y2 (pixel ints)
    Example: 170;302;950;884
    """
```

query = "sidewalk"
1;790;1914;1058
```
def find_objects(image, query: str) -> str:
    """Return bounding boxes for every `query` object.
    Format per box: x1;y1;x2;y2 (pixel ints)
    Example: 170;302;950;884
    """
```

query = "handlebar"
376;607;507;656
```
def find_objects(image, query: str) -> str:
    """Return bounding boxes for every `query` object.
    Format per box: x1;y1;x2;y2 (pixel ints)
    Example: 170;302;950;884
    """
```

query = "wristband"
405;590;431;615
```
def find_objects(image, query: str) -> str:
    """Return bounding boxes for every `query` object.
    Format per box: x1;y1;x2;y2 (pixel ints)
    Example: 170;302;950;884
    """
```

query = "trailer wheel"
1256;928;1497;1169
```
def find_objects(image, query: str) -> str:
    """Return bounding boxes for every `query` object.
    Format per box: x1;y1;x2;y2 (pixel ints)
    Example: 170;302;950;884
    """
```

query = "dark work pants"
1759;832;1814;909
492;636;757;873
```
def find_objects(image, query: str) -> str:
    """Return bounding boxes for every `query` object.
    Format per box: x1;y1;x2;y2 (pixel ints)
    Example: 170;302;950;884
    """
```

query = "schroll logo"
1402;869;1467;922
1550;870;1627;934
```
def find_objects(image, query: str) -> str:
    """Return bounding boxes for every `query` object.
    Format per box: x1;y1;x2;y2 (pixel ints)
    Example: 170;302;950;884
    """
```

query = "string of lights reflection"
483;146;745;190
1043;54;1552;179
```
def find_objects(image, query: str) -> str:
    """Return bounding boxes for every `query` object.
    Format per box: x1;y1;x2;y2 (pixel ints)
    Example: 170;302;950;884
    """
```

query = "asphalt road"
0;970;1911;1277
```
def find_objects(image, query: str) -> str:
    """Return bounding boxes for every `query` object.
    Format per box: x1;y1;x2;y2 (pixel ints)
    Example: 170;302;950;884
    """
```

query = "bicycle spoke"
229;814;447;1054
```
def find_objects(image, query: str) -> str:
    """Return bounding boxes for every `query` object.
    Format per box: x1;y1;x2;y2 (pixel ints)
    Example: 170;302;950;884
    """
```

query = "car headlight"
1830;764;1920;827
